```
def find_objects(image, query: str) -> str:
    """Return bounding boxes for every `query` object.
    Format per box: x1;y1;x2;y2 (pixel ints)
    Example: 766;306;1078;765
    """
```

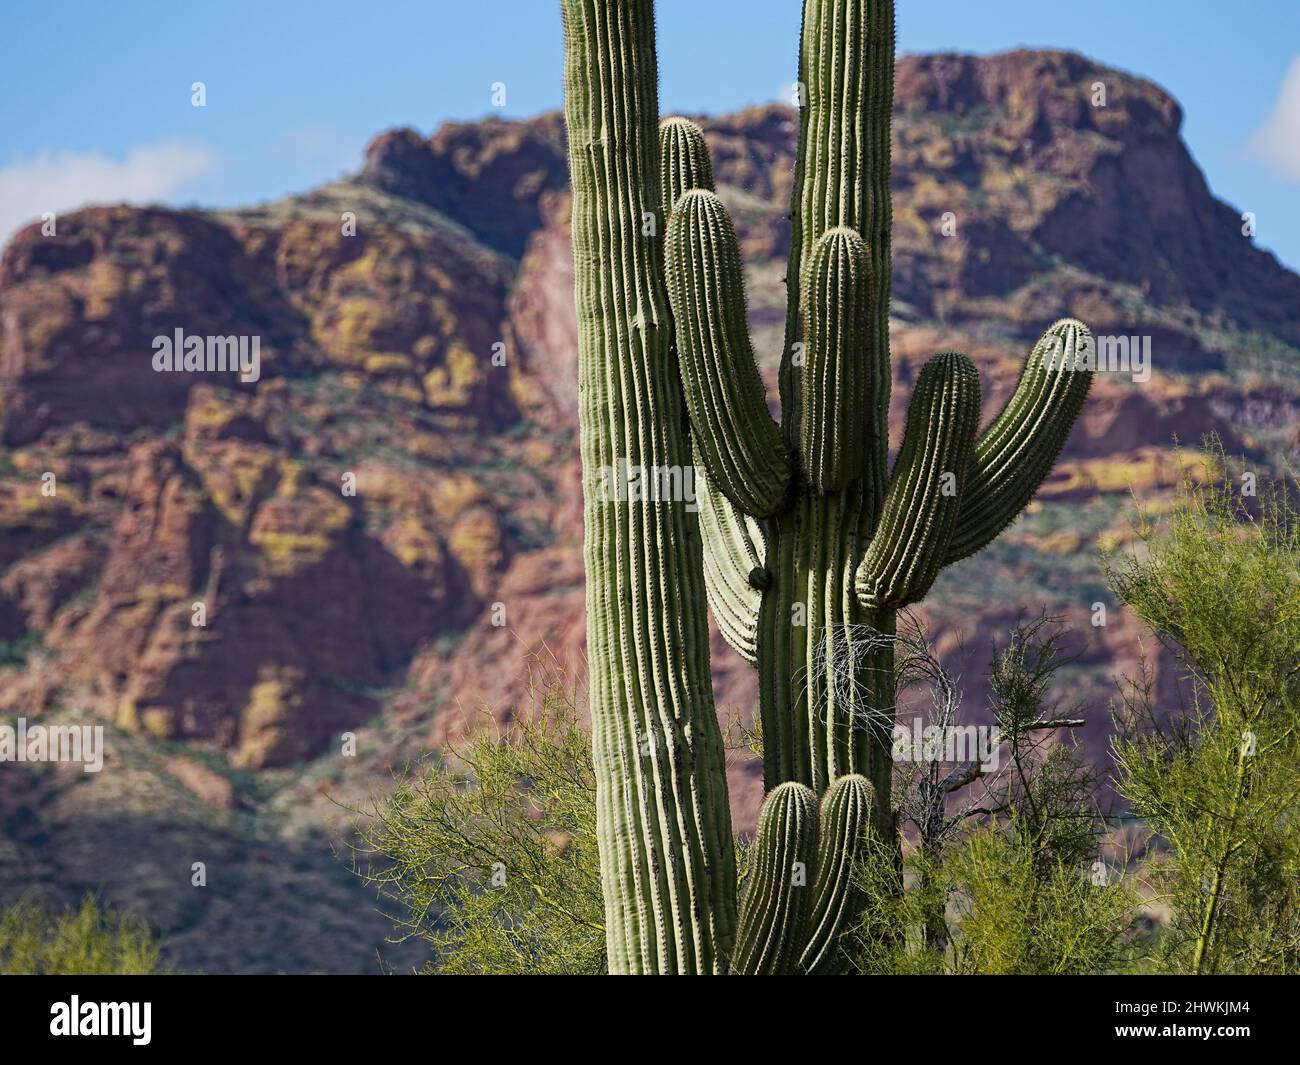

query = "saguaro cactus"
561;0;1093;975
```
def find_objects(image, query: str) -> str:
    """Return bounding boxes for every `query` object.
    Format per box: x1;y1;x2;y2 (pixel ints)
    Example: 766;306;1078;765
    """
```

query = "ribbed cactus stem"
760;491;884;797
858;351;982;608
695;450;768;664
561;0;736;975
801;774;874;974
799;227;874;492
659;115;772;667
666;189;792;517
753;0;899;813
945;319;1094;563
733;782;820;974
660;117;716;208
782;0;894;468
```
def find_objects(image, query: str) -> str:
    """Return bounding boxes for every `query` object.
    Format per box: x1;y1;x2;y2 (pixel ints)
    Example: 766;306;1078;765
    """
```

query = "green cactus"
561;0;1094;974
732;781;820;975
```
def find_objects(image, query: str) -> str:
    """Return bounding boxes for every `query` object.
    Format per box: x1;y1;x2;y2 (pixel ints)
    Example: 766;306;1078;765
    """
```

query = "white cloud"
1252;56;1300;182
0;142;218;248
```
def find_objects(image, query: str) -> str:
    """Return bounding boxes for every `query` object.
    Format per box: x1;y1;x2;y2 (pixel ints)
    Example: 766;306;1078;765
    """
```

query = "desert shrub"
357;682;606;974
851;618;1138;975
1109;442;1300;973
0;896;162;975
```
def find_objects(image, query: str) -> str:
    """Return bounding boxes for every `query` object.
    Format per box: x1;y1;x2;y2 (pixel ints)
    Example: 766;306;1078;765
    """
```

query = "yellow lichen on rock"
235;668;306;768
422;342;485;408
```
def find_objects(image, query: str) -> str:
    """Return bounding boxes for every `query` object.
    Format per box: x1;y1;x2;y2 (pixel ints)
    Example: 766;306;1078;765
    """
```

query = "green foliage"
0;896;162;975
852;617;1139;975
359;617;1152;977
1109;442;1300;973
948;825;1135;974
984;617;1101;870
852;826;1137;975
357;687;606;975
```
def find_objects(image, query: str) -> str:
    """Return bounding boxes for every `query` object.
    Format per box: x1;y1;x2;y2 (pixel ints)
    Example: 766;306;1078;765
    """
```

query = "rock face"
888;51;1300;360
360;114;569;258
1;48;1297;791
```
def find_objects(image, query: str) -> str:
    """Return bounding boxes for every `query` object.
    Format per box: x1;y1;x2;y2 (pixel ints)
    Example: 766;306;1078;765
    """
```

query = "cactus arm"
856;351;983;609
799;226;882;494
942;319;1095;565
658;117;769;663
800;774;874;974
660;117;799;572
696;446;769;665
562;0;737;974
665;188;792;517
733;782;820;974
782;0;894;471
659;117;715;214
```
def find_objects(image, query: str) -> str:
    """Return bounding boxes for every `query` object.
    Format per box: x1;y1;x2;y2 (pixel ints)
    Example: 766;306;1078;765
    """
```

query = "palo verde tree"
1110;448;1300;974
561;0;1093;974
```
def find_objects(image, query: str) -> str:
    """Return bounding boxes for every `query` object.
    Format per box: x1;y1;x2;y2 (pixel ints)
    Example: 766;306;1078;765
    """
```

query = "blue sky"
3;0;1299;268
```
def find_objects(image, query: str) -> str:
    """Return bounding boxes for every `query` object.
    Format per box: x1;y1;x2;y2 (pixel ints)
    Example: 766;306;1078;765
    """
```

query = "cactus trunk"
758;498;895;810
562;0;736;974
758;0;899;832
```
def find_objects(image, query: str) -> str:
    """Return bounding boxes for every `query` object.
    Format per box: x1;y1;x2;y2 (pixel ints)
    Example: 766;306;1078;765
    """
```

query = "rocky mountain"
1;49;1297;972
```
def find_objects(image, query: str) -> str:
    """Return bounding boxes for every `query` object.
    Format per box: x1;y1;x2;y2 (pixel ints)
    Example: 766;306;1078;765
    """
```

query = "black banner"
0;974;1289;1051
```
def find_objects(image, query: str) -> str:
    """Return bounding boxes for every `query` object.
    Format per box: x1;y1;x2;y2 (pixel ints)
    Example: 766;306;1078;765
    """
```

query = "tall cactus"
561;0;1094;975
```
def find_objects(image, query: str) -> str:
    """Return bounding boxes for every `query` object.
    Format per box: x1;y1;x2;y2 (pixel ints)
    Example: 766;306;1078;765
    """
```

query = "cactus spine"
561;0;1094;974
